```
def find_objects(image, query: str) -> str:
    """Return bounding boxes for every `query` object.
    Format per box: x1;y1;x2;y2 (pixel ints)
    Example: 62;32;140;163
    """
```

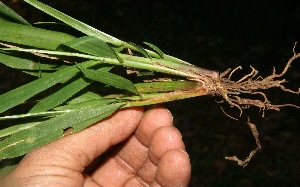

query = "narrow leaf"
0;2;30;25
1;47;197;79
23;0;124;46
58;36;117;59
0;102;124;160
135;81;199;94
129;42;151;59
67;92;102;105
143;42;164;58
29;64;116;112
29;77;92;113
0;60;100;114
0;19;75;50
0;122;40;139
54;98;119;111
0;111;69;120
0;50;64;77
82;69;139;95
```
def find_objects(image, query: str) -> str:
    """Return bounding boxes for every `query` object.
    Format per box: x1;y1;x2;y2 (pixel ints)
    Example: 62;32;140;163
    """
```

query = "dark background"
1;0;300;186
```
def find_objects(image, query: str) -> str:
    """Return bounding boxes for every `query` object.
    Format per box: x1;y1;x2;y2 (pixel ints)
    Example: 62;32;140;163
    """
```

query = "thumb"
17;107;144;173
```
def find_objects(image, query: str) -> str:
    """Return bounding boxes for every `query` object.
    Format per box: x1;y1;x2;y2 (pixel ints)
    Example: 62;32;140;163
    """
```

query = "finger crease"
113;154;137;176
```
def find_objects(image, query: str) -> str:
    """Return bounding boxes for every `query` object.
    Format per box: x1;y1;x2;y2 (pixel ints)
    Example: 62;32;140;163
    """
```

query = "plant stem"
1;47;219;79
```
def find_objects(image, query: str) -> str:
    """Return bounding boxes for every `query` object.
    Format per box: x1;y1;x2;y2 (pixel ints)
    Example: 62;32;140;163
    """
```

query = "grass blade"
67;91;102;104
0;2;30;25
29;77;92;113
0;50;65;77
135;81;200;94
0;122;40;139
0;19;75;50
0;111;69;120
83;69;139;95
29;65;113;112
23;0;123;46
0;60;100;114
143;42;164;58
54;98;119;111
0;102;124;160
58;36;118;59
1;47;203;78
82;69;139;95
128;42;151;59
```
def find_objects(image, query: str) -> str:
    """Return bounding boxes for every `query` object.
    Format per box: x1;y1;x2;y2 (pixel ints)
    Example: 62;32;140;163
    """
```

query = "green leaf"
0;50;65;77
29;65;114;113
54;98;119;111
0;122;41;139
23;0;123;46
129;42;151;59
0;60;100;114
58;36;117;59
0;102;124;160
143;42;164;58
0;2;30;25
67;92;102;105
0;19;75;50
29;77;92;113
135;81;199;94
0;111;68;120
2;47;199;79
1;47;104;60
82;68;139;95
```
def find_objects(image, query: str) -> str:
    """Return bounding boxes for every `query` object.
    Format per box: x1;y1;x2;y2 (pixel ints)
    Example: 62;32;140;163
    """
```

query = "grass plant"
0;0;299;174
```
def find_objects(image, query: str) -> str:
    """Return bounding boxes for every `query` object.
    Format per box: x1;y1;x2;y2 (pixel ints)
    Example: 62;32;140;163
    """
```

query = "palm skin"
0;106;191;187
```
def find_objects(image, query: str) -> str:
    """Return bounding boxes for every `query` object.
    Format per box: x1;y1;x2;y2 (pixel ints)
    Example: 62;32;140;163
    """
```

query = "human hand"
0;106;191;187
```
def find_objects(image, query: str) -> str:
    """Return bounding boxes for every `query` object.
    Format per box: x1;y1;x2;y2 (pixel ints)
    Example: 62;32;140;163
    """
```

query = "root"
213;48;300;117
225;116;261;167
190;45;300;167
